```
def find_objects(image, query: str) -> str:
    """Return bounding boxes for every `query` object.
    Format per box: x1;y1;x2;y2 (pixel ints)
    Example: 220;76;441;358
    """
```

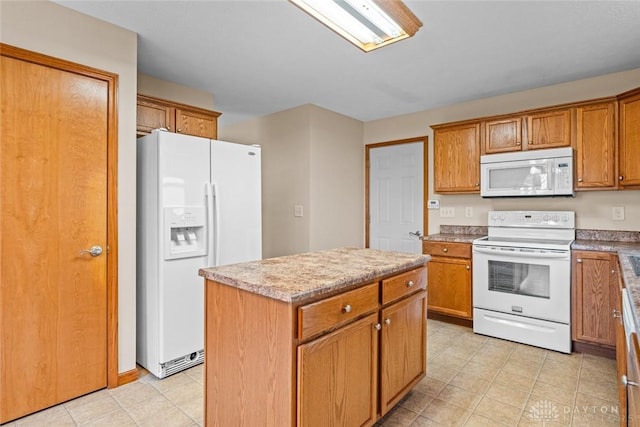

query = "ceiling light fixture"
290;0;423;52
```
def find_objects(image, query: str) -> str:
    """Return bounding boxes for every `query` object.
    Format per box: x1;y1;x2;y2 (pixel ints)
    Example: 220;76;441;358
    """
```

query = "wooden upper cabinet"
136;94;221;139
619;88;640;188
175;108;218;139
526;109;571;149
137;97;174;134
483;109;571;154
432;122;480;193
574;101;617;190
484;116;523;153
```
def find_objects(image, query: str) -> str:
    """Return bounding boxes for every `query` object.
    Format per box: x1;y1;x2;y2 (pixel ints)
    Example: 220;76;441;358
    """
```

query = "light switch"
440;207;455;218
465;207;473;218
294;205;304;217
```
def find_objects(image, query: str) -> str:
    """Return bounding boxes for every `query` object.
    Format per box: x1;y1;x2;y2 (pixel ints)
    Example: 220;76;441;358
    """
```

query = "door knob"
79;245;103;257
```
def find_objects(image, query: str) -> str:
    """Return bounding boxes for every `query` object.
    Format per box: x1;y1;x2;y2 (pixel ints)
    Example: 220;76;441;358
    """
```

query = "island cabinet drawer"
297;283;379;341
382;267;427;305
423;241;471;258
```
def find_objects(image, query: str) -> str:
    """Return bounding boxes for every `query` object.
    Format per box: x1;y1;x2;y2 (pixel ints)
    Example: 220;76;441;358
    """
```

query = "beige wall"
220;105;364;257
0;1;138;374
364;69;640;234
138;73;215;110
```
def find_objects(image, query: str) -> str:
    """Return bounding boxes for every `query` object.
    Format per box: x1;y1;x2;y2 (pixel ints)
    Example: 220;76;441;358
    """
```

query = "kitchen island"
199;247;430;427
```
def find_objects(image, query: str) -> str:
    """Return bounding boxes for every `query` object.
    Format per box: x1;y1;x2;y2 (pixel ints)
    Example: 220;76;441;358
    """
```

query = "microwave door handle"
473;246;569;259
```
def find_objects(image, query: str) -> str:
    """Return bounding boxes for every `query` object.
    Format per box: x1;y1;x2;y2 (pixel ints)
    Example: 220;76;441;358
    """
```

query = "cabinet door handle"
576;259;582;263
622;375;639;387
342;304;352;313
177;128;182;133
577;177;583;182
406;280;414;288
613;309;621;319
167;126;171;131
611;269;616;274
466;265;470;270
374;323;382;331
384;318;391;326
443;248;448;253
620;175;624;181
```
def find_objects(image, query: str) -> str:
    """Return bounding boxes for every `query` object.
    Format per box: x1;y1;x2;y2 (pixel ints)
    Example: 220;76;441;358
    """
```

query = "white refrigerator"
136;131;261;378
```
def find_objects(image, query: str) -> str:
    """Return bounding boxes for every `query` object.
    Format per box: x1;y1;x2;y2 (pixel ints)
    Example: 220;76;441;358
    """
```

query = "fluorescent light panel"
290;0;422;52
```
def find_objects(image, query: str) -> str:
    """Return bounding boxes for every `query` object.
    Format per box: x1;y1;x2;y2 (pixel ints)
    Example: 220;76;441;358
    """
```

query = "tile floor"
4;319;619;426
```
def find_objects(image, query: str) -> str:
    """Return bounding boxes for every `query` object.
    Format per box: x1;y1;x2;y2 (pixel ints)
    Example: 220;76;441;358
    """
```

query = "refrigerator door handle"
205;182;218;267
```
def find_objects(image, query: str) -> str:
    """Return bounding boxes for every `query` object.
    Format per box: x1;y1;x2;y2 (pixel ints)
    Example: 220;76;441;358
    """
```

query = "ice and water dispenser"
163;207;206;259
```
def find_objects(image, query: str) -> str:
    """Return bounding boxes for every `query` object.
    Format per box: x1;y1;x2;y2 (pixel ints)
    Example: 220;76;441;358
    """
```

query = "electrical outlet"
440;207;455;218
612;206;625;221
427;200;440;209
465;207;473;218
294;205;304;217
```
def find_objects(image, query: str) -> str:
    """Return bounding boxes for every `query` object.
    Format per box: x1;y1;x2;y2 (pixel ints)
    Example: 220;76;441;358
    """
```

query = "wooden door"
526;109;571;149
427;257;472;319
575;102;616;189
484;116;523;153
619;89;640;187
1;49;113;422
433;123;480;193
367;141;424;254
297;313;379;427
379;291;426;414
572;251;618;346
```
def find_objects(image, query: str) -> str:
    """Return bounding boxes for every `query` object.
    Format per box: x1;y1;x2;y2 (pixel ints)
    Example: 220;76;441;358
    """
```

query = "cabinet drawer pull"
374;323;381;331
406;280;414;288
443;248;448;253
384;318;391;326
342;304;352;313
576;259;582;263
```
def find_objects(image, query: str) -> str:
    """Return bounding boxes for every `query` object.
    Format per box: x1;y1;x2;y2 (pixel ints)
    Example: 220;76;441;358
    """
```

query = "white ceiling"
56;0;640;127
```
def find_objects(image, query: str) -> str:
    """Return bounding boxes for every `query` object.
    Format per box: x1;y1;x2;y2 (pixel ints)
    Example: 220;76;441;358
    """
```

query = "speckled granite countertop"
199;247;431;303
423;225;488;244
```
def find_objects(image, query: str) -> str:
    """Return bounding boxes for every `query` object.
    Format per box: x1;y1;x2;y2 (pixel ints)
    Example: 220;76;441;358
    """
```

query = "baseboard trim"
116;368;139;387
572;340;616;359
427;311;473;329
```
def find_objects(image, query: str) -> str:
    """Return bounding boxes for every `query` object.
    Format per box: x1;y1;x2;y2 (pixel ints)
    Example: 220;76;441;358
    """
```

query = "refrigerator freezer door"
158;132;210;363
210;141;262;265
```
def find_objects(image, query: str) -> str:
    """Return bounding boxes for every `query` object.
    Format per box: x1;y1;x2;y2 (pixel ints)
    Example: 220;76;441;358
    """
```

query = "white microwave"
480;147;574;198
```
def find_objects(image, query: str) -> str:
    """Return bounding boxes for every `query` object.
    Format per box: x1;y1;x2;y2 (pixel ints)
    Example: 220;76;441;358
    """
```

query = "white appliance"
473;211;575;353
136;131;262;378
480;147;574;197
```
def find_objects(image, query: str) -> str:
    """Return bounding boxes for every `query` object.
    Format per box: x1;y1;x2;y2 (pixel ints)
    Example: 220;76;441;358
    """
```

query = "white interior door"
369;142;424;254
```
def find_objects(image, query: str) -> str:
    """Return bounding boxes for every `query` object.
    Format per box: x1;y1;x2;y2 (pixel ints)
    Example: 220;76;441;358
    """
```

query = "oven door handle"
473;246;569;259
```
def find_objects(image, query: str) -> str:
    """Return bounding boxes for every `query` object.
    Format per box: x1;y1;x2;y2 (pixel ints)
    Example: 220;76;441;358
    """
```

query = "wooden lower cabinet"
628;333;640;426
298;313;379;427
572;250;619;347
423;241;472;320
204;266;427;426
379;291;427;414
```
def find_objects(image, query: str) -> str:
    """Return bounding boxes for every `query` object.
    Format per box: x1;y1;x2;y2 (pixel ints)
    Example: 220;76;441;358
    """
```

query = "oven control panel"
488;211;575;228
